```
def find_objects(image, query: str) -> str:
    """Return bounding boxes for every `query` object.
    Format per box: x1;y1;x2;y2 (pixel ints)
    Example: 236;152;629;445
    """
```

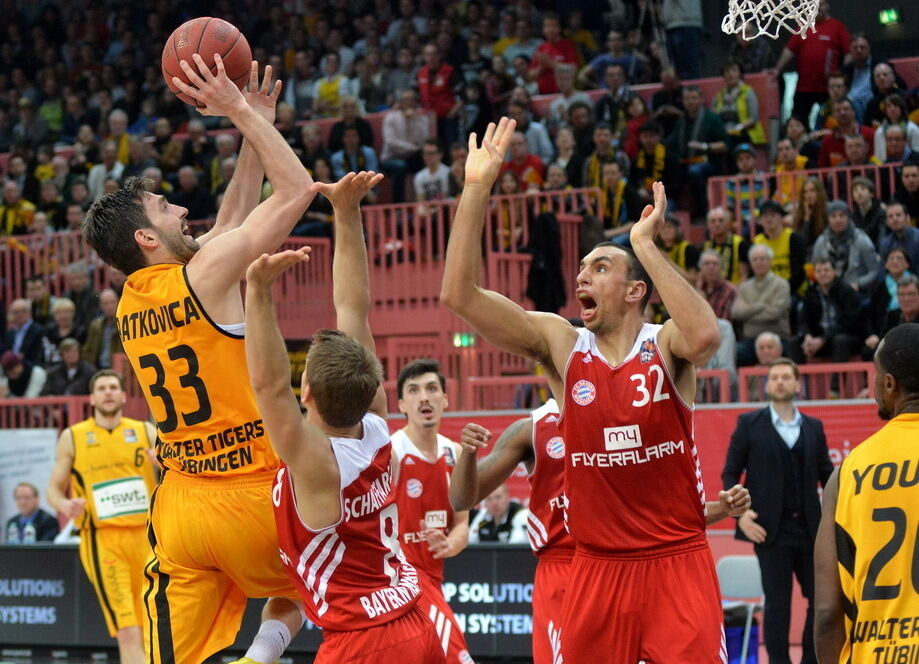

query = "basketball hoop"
721;0;818;40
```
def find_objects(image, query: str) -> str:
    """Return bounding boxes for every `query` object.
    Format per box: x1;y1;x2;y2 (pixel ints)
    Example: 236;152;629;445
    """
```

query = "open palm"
310;171;384;210
243;62;282;123
246;247;311;288
629;180;668;245
464;117;517;187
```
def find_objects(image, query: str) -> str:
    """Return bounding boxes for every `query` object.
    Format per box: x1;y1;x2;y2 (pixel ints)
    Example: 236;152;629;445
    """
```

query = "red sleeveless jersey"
273;413;421;631
528;399;576;560
390;429;460;582
558;325;707;556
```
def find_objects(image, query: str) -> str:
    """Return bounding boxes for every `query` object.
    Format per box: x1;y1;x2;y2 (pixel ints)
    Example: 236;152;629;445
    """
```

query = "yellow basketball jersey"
70;417;156;529
834;413;919;664
117;264;279;477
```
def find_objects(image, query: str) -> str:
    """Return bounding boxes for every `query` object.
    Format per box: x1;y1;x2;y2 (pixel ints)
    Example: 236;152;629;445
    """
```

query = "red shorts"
559;542;726;664
316;605;447;664
418;572;474;664
531;554;572;664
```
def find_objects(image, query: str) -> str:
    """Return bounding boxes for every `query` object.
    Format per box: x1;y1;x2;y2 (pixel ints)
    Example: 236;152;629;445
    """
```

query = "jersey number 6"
138;344;213;434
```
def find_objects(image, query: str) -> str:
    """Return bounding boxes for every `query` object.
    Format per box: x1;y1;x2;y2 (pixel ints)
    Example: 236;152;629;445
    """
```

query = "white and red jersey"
528;400;575;561
558;325;707;556
390;429;461;582
273;413;421;631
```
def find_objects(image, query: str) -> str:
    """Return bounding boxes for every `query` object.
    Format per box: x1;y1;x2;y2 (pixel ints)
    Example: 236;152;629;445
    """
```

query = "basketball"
162;17;252;107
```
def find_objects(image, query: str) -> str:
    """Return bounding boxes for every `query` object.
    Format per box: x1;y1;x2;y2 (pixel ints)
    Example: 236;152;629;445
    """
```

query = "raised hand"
459;423;491;456
629;180;667;246
172;53;247;118
465;117;517;187
310;171;384;211
243;61;282;123
245;247;312;288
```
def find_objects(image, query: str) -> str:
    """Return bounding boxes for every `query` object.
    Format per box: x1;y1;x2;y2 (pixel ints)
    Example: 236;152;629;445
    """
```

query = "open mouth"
182;223;192;237
419;406;434;417
577;292;597;319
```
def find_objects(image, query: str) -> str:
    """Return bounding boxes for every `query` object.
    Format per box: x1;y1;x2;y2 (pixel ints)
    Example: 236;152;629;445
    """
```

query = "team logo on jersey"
441;446;456;467
639;338;657;364
582;354;593;363
545;415;558;423
406;479;423;498
123;428;137;443
571;380;596;406
404;457;415;465
546;436;566;459
85;432;97;445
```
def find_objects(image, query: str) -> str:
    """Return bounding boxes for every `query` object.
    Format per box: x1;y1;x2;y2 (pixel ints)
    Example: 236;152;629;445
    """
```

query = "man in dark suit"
5;482;59;544
722;358;834;664
4;298;46;366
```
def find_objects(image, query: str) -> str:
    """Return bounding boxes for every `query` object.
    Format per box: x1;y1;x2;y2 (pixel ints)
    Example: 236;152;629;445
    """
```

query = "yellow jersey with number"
70;417;156;529
117;263;279;477
834;413;919;664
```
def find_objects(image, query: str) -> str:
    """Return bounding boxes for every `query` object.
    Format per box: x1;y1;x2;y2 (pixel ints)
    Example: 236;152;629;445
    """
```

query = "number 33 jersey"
273;413;422;631
558;324;707;555
118;264;279;477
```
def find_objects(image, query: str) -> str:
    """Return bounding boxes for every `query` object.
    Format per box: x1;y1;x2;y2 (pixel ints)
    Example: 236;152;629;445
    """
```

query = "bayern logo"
546;436;566;459
571;379;596;406
406;479;423;498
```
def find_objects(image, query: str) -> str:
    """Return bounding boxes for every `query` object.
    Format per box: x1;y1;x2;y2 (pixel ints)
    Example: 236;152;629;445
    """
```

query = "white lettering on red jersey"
528;399;575;560
273;413;420;630
558;325;707;556
391;429;461;581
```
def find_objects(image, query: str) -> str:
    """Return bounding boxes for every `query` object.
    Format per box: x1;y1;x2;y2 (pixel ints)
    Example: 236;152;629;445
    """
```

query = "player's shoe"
227;658;278;664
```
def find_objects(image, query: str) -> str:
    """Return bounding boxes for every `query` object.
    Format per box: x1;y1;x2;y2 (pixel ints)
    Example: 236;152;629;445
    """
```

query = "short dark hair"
423;138;441;151
877;323;919;396
397;358;447;398
89;369;125;392
638;121;662;135
306;329;382;427
591;242;654;307
83;177;152;276
768;357;799;380
886;199;907;214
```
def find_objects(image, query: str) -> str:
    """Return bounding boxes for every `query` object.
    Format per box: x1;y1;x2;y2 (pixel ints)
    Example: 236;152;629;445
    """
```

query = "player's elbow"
439;279;474;313
687;324;722;365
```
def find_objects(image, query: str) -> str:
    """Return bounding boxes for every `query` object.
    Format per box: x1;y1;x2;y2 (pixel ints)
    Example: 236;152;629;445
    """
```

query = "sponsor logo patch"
639;338;656;364
424;510;447;529
406;478;423;498
441;445;456;467
546;436;566;459
571;380;596;406
123;428;137;443
604;425;642;450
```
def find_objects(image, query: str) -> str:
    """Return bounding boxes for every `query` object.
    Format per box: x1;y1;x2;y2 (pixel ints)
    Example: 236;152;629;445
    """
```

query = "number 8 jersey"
118;264;279;477
558;324;708;555
273;413;422;630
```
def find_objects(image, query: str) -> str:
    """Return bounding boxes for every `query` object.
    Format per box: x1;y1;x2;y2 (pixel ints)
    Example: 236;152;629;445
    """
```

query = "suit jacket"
82;317;122;367
802;278;864;339
5;509;60;543
722;407;833;545
41;361;97;396
3;322;46;366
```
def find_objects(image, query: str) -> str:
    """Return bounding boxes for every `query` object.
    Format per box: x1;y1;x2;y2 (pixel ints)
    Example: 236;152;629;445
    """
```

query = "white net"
721;0;819;40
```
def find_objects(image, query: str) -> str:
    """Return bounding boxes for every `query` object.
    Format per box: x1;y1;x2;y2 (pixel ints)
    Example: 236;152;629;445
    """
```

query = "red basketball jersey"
558;325;707;555
391;429;460;582
528;400;575;560
273;413;421;630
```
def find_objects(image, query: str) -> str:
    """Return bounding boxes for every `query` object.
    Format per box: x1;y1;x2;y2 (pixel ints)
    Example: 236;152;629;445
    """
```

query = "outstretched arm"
174;54;315;290
440;118;576;384
311;171;388;417
451;418;532;511
815;468;847;663
198;63;282;246
630;182;721;368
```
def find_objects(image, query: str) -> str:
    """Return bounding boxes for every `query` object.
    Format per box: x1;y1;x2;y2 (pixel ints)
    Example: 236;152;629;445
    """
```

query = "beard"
161;228;200;264
94;404;123;418
767;390;794;403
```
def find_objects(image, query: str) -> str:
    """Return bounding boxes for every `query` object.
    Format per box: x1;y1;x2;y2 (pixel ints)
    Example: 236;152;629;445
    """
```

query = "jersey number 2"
630;365;670;407
862;506;919;600
138;345;212;434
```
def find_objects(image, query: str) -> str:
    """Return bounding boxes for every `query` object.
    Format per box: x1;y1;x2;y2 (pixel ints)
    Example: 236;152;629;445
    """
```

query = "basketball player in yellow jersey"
814;322;919;664
81;58;314;664
46;370;157;664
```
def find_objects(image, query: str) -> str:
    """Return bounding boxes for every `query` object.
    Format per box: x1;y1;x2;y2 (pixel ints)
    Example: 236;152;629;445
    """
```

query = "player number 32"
629;365;670;407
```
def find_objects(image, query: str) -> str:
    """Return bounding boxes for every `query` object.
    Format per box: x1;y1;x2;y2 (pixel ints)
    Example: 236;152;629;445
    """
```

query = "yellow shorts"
143;469;299;664
78;524;148;638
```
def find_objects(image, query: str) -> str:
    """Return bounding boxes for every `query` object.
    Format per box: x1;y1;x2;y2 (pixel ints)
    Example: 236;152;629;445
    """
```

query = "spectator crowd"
2;0;919;396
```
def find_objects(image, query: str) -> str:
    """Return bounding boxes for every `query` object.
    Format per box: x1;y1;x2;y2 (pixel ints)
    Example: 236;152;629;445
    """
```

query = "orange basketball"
162;17;252;108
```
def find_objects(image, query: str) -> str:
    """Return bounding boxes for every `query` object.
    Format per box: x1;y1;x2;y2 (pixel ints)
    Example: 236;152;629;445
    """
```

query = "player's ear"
625;279;646;305
441;393;449;412
300;380;312;406
397;398;408;416
134;227;158;249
